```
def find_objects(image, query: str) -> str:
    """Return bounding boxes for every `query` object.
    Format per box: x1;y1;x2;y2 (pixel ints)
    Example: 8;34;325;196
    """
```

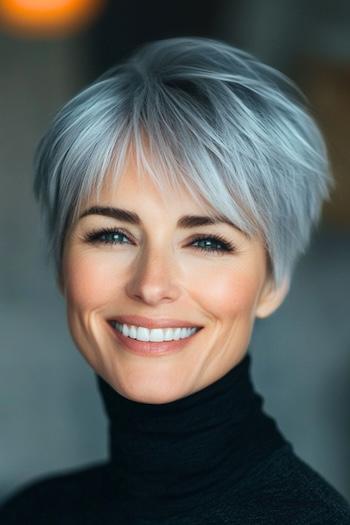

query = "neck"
96;353;289;519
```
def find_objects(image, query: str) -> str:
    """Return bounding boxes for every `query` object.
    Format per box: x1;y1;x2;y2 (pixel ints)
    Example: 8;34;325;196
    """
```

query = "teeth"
113;322;199;342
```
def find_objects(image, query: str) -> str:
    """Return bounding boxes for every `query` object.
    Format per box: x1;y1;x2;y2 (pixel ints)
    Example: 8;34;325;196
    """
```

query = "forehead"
76;148;253;238
86;151;212;217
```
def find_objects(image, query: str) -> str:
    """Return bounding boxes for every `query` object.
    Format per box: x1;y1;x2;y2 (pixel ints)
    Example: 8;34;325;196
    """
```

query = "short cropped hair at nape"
33;36;333;289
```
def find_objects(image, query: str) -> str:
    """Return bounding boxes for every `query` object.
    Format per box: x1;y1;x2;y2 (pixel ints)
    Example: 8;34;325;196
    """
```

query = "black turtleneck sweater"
1;352;350;524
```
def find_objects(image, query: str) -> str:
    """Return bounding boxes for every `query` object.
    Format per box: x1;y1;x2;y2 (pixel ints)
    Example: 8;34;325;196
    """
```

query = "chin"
110;368;190;405
127;390;180;405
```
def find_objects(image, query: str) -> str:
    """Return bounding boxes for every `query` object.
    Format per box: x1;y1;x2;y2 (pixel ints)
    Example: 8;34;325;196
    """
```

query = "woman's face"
60;153;287;404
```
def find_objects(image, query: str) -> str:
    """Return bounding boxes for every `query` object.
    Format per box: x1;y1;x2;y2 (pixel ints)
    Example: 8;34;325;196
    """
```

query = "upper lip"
111;314;203;329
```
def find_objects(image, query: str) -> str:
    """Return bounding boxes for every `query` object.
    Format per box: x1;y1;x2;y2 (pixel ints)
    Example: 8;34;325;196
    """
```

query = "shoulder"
0;461;112;525
227;443;350;524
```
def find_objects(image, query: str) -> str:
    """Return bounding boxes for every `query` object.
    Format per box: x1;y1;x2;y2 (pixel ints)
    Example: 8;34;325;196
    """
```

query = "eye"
83;227;132;245
82;228;235;255
190;234;235;255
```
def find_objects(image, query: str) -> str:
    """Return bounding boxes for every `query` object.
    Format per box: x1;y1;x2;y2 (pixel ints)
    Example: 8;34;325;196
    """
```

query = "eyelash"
82;227;236;255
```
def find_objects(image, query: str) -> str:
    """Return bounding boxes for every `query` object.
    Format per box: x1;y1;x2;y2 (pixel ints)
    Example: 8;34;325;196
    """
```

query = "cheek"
191;262;261;321
64;251;119;310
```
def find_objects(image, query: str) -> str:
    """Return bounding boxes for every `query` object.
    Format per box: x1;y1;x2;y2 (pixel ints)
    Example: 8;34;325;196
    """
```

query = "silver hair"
33;36;333;289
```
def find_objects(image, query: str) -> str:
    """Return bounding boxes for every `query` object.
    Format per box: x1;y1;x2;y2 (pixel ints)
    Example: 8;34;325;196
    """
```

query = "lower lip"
108;322;202;357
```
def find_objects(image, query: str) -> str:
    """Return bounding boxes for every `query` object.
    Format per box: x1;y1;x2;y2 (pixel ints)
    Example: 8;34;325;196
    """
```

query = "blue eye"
191;234;235;254
85;228;130;245
83;228;235;255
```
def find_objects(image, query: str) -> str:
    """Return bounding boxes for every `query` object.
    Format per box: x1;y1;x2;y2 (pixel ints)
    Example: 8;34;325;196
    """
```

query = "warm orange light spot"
0;0;105;37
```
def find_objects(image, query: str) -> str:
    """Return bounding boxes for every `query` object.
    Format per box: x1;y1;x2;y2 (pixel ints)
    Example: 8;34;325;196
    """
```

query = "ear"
255;276;290;319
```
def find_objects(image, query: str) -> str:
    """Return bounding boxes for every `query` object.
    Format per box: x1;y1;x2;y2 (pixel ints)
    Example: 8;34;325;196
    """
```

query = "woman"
1;36;350;524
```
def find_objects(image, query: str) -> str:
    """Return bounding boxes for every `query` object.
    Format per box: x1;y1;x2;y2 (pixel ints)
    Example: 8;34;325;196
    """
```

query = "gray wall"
1;27;349;506
0;33;109;502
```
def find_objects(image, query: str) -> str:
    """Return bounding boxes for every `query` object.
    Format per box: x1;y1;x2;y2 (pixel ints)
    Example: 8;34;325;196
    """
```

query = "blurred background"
0;0;349;505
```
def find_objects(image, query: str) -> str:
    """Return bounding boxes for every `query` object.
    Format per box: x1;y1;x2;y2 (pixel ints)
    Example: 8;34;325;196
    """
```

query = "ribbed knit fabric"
1;352;350;524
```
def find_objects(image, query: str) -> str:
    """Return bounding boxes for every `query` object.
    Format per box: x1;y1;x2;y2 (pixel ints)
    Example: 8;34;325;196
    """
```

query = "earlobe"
255;276;290;319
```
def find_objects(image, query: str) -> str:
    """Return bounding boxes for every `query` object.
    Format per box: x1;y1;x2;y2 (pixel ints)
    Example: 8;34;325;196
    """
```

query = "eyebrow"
79;206;247;235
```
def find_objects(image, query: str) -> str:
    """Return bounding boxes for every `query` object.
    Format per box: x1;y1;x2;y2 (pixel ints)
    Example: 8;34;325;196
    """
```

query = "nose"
125;244;182;306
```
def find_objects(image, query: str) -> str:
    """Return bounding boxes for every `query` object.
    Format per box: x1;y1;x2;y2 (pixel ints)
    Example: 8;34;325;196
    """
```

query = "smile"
110;321;200;342
108;321;203;357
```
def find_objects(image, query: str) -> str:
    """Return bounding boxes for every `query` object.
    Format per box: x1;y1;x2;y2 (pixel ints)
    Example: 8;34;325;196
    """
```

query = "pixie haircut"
33;36;332;289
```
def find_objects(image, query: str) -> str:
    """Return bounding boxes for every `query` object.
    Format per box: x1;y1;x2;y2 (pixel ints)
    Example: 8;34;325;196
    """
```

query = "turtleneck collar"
96;352;289;520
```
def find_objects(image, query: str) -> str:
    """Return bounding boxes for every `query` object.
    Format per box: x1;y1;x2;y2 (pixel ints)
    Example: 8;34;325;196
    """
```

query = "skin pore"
59;152;289;404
